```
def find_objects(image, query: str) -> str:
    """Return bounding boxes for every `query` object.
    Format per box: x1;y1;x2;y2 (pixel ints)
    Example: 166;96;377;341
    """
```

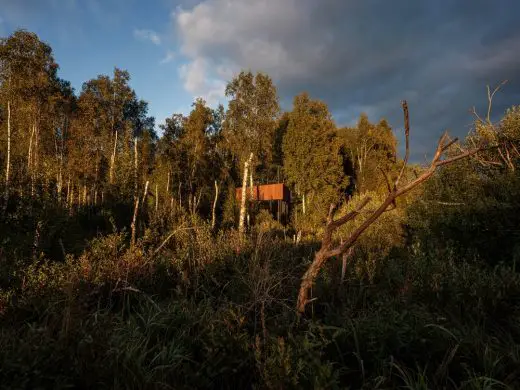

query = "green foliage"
338;114;398;193
255;208;284;233
223;70;280;172
283;93;349;220
335;191;407;282
408;106;520;266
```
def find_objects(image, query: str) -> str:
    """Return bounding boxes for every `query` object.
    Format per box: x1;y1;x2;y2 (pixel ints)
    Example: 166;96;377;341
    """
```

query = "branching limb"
296;100;483;314
487;80;508;124
394;100;410;189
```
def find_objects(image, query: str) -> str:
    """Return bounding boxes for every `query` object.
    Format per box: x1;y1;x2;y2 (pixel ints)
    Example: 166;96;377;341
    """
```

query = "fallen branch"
296;100;482;313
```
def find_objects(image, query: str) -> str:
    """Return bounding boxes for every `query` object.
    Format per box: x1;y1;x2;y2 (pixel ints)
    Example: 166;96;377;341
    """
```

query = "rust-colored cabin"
235;183;291;224
235;183;291;202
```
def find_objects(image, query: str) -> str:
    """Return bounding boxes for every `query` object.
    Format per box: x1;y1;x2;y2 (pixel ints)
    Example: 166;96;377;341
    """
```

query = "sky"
1;0;520;160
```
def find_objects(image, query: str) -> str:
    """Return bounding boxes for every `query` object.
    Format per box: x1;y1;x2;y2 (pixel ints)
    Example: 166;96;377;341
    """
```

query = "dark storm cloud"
176;0;520;159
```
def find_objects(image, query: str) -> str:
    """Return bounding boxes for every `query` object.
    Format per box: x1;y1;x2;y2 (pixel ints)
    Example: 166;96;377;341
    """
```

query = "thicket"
1;30;520;389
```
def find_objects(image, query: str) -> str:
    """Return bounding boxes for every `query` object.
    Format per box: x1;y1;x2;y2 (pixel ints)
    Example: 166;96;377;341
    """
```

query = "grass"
0;219;519;389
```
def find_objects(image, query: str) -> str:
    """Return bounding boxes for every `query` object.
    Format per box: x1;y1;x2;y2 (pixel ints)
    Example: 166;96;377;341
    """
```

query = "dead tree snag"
296;100;481;313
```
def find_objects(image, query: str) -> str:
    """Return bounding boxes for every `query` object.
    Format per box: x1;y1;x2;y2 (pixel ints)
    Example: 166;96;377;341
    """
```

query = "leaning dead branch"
296;100;482;313
486;80;508;124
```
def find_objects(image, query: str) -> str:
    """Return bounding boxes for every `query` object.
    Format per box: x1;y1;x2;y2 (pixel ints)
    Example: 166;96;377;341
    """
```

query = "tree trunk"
28;123;35;172
249;168;254;198
297;249;327;313
134;137;138;197
33;220;42;261
296;100;481;314
142;180;149;207
212;180;219;230
166;171;170;195
69;184;74;214
193;191;202;215
34;123;39;195
5;100;11;195
131;196;139;249
66;178;70;206
31;123;39;198
57;166;63;204
93;156;99;205
109;130;117;184
155;183;158;213
340;246;353;284
239;152;253;235
302;193;306;215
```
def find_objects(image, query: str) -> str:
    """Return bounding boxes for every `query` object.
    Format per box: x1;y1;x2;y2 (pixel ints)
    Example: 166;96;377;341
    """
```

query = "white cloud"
134;28;161;45
178;57;226;105
159;50;176;64
175;0;313;82
173;0;322;106
173;0;520;156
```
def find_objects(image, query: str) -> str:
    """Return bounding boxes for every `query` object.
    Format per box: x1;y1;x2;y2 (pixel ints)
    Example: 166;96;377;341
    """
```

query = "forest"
1;29;520;389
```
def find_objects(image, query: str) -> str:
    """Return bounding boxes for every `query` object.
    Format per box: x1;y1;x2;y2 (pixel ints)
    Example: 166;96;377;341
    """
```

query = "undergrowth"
1;218;519;389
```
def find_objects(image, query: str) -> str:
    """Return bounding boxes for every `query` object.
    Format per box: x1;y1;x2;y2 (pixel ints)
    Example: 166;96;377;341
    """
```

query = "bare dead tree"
486;80;508;124
469;81;515;170
296;100;481;314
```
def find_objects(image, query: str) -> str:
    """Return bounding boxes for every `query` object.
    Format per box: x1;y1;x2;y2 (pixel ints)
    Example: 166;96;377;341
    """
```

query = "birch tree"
339;114;397;193
0;30;63;199
222;71;279;234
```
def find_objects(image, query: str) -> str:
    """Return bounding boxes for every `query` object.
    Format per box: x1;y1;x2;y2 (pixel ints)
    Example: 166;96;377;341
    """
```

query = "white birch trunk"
31;124;39;198
142;180;149;207
212;180;219;230
57;167;62;204
109;130;117;184
302;193;306;215
249;169;254;198
134;137;138;197
28;123;35;171
238;152;253;235
131;196;139;249
34;124;39;195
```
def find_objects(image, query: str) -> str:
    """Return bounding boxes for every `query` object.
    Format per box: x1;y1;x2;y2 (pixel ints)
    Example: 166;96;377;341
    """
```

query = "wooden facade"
235;183;291;224
235;183;291;202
